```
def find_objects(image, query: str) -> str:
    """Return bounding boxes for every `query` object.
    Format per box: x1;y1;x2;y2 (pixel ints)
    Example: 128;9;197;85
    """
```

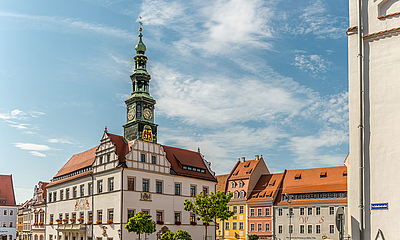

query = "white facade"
0;206;17;240
347;0;400;239
46;135;216;240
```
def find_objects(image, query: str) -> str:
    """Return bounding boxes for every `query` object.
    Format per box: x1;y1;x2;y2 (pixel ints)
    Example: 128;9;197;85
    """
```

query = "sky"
0;0;349;204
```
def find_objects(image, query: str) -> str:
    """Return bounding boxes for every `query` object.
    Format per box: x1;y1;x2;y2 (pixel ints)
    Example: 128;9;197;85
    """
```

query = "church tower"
123;26;157;143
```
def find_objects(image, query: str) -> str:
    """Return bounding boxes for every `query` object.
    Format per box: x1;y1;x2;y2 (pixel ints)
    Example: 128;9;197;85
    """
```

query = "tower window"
141;154;145;162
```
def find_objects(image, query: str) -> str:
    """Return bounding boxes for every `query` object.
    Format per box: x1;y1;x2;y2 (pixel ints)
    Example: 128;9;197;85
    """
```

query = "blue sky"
0;0;349;203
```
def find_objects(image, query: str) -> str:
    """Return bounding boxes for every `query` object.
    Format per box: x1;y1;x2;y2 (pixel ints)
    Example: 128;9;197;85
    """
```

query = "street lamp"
285;194;293;240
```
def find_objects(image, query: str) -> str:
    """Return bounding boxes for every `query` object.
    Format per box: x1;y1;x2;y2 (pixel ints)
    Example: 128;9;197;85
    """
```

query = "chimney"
255;155;259;160
241;157;245;163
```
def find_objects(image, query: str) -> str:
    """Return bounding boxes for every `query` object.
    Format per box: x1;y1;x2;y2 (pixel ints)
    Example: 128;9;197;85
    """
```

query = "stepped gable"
216;174;229;192
248;172;284;202
0;174;16;206
107;133;130;162
275;166;347;206
163;145;217;182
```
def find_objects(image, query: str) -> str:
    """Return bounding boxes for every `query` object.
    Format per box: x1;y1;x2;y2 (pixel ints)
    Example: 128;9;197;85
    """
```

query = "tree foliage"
161;229;192;240
125;211;156;240
248;234;259;240
184;191;234;239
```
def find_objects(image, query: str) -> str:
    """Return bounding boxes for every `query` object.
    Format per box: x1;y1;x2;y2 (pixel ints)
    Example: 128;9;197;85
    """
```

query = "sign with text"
371;203;388;210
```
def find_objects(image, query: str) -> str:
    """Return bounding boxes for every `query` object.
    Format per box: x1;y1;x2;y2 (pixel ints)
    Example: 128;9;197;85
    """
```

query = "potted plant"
175;221;181;225
107;219;113;225
78;218;84;224
56;219;62;224
49;222;53;226
96;220;102;225
190;221;197;225
39;222;44;226
33;222;38;226
87;220;93;225
63;219;68;223
70;218;76;223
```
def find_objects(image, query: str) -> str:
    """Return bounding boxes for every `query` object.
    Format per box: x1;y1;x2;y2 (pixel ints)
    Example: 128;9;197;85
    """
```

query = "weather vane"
139;16;143;32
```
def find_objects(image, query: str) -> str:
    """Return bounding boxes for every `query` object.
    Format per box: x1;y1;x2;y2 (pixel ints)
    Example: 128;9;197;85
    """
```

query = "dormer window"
343;171;347;177
234;191;239;199
269;180;276;186
295;174;301;180
246;169;252;174
239;181;243;188
231;182;236;188
320;172;327;178
240;191;245;198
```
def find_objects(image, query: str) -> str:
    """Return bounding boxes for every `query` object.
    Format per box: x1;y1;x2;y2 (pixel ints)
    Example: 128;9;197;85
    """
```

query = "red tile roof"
108;133;130;162
0;174;16;206
47;171;92;187
162;145;217;182
216;174;229;192
228;159;261;180
53;146;98;178
247;173;284;203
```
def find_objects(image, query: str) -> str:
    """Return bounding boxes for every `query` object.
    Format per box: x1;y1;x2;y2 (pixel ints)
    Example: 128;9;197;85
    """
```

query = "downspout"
91;172;94;240
357;0;364;239
120;166;124;240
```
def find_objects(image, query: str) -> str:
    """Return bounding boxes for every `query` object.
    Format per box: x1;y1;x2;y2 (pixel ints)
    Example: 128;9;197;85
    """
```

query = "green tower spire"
123;25;158;143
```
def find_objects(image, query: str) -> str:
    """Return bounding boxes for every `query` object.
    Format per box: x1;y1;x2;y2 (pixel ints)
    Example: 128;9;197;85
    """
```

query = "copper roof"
216;174;229;192
53;146;98;178
0;174;16;206
162;145;217;182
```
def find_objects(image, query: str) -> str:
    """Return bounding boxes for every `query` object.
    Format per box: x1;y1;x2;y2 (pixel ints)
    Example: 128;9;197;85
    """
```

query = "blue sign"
371;203;388;210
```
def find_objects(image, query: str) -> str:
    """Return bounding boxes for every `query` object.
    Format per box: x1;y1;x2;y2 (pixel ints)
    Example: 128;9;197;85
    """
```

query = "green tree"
125;211;156;240
184;191;234;240
248;234;259;240
161;229;192;240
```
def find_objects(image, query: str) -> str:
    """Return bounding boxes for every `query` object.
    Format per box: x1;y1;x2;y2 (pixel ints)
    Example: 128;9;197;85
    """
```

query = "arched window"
34;235;38;240
234;191;239;199
239;181;243;188
240;191;245;198
40;236;43;240
231;182;235;188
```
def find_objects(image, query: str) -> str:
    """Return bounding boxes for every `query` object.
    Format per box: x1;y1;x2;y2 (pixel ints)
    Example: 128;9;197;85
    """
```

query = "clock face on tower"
128;108;135;120
143;108;152;120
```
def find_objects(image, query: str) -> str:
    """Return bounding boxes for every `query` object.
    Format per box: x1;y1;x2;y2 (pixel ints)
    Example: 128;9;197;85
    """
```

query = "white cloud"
292;53;332;76
0;12;134;40
14;143;52;151
47;138;73;144
0;109;26;120
29;151;46;157
139;0;185;26
10;124;30;129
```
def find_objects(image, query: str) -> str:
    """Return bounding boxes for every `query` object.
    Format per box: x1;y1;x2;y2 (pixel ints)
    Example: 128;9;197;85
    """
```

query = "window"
156;212;163;222
50;214;54;223
128;210;135;220
73;186;77;198
9;210;13;216
80;212;84;219
203;187;208;196
156;181;162;194
289;208;293;215
190;186;196;197
108;209;114;221
239;181;243;187
289;225;293;234
49;193;52;202
97;211;102;221
330;207;335;215
65;213;69;220
258;223;262;232
265;208;270;216
89;212;93;221
190;213;196;223
72;213;76;220
49;235;53;240
141;154;145;162
250;223;255;232
108;178;114;191
278;208;282;216
257;208;262;216
233;206;237;214
239;206;244;214
234;191;238;199
128;178;135;191
174;212;181;223
54;192;57;201
316;225;321;234
99;156;103;164
278;225;283;234
300;225;305;234
143;180;149;192
239;222;244;230
265;223;270;232
80;185;85;197
316;207;321;215
175;183;181;195
232;222;237;230
250;208;255;216
98;180;103;193
151;156;156;164
330;225;335;234
225;222;230;230
9;222;12;227
308;208;312;215
300;208;305;215
107;154;111;162
66;188;70;199
240;191;244;198
88;183;93;195
231;182;235;188
60;190;63;200
2;222;5;227
307;225;312;234
142;210;149;215
59;213;63;220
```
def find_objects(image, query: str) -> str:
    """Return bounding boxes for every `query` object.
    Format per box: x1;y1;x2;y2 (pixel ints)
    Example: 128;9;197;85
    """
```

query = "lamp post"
285;194;293;240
